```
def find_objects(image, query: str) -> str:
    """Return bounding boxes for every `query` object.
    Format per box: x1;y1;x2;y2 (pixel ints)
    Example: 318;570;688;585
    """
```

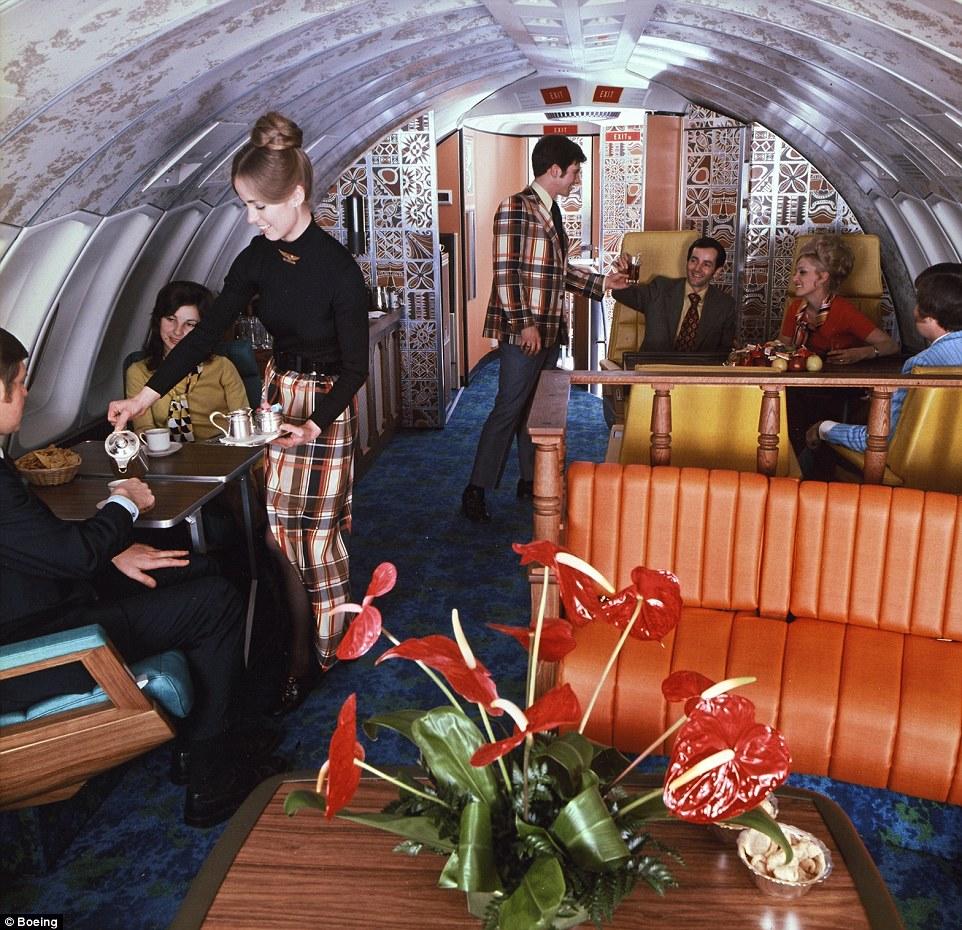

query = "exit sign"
606;130;641;142
593;85;624;103
543;124;578;135
541;85;572;105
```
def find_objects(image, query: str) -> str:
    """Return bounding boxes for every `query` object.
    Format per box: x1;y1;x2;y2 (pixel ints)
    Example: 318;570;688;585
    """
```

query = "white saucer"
217;429;281;447
145;443;183;458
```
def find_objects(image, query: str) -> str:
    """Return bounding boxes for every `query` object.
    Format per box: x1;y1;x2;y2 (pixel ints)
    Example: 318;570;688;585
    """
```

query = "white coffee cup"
139;428;170;453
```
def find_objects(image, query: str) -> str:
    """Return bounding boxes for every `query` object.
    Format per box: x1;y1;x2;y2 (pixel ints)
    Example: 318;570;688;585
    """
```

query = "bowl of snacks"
709;793;779;843
15;445;82;486
737;824;833;899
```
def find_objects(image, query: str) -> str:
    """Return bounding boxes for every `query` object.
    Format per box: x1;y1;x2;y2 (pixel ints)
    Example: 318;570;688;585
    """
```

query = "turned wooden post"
650;385;673;466
863;387;893;484
757;385;782;476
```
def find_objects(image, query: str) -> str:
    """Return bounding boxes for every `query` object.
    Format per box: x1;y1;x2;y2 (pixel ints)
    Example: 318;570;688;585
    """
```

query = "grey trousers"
469;341;561;489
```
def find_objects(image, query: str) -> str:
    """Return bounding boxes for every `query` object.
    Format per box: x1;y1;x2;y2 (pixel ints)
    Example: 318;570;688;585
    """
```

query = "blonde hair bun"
251;112;303;152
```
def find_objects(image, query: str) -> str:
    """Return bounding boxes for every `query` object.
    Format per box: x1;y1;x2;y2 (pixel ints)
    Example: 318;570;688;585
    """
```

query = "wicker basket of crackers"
15;444;82;486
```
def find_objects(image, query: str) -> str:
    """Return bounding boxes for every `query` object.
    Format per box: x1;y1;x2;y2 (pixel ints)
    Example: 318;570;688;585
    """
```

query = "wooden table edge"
169;773;905;930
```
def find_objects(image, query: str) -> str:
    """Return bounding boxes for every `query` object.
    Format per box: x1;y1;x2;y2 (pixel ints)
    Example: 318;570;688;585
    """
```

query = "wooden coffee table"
171;773;903;929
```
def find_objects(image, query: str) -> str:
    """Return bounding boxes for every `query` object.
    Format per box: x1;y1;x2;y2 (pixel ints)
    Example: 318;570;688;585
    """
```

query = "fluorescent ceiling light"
142;123;222;192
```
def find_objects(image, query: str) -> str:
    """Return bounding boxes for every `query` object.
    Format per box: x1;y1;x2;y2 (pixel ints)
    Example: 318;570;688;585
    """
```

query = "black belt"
273;351;340;375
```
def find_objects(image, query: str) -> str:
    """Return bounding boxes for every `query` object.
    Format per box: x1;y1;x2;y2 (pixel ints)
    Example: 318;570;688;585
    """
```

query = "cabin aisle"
1;359;959;929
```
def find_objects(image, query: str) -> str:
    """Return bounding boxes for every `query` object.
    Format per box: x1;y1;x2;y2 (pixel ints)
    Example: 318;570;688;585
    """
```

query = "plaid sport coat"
482;186;605;347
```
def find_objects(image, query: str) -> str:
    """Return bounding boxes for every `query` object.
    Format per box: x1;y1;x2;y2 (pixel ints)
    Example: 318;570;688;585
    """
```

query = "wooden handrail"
527;368;962;544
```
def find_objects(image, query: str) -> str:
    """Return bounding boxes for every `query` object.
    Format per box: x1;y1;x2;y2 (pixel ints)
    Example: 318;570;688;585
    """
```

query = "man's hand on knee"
112;543;190;588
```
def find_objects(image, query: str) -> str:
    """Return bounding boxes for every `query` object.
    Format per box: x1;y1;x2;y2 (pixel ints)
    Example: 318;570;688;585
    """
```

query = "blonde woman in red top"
779;235;898;478
779;235;898;363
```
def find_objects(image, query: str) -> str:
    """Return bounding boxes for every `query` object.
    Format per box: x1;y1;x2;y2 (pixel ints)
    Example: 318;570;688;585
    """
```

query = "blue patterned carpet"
2;356;960;929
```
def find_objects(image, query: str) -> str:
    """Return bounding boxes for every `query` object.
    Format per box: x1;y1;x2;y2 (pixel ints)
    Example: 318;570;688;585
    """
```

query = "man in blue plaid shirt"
462;136;627;522
807;263;962;453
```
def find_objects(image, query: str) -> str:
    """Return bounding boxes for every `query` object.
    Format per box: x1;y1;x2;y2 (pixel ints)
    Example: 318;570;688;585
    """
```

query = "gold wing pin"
278;249;300;265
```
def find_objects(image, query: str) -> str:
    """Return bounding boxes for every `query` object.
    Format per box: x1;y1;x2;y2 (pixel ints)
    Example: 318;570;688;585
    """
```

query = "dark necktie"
675;292;702;351
550;200;568;255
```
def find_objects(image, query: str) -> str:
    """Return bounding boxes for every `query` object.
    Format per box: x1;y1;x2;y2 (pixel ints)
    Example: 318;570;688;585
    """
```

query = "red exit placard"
593;85;624;103
543;124;578;135
540;85;572;105
606;130;641;142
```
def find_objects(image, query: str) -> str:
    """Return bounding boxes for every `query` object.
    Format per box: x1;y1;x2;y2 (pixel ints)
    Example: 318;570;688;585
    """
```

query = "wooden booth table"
171;774;903;930
70;440;266;660
34;477;223;548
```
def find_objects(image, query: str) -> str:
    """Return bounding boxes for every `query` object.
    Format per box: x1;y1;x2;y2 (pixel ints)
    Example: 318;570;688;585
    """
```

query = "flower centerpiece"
285;544;793;929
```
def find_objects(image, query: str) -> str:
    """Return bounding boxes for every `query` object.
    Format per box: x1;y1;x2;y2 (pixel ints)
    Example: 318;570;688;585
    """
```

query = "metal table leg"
238;471;259;665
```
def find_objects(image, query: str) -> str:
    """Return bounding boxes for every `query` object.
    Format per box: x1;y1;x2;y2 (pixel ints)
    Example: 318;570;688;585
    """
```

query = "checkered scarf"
166;364;203;443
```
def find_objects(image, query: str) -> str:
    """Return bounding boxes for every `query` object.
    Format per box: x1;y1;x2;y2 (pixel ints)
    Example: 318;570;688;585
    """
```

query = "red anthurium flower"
470;684;582;768
626;566;682;641
662;693;791;823
376;635;500;709
513;541;610;626
662;670;716;715
335;562;398;660
324;693;365;820
488;619;577;662
512;542;681;642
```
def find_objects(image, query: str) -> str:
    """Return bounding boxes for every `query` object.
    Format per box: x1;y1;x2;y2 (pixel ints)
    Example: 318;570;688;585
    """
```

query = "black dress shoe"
170;723;283;786
184;755;286;829
461;485;491;523
271;674;315;716
517;478;535;499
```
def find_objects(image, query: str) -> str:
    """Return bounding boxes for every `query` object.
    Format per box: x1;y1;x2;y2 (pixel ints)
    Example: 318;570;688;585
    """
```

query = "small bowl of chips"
709;793;778;843
737;823;833;899
15;445;82;486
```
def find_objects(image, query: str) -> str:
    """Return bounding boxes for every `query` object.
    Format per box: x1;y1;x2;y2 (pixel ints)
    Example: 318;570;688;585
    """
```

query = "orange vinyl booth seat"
549;463;962;804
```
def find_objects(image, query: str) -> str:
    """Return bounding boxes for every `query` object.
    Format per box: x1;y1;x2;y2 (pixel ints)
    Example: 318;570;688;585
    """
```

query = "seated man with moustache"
610;236;737;354
0;327;281;828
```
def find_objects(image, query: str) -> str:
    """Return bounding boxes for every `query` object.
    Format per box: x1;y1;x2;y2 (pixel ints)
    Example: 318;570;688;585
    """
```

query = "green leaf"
336;810;455;852
362;708;427;742
499;857;566;930
517;817;563;857
453;800;501;892
283;789;326;816
411;707;499;806
589;746;632;782
551;785;630;871
724;807;794;864
538;732;593;795
439;851;460;889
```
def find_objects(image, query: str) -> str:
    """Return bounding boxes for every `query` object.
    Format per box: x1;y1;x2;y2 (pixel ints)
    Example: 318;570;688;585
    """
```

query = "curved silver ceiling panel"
0;0;958;242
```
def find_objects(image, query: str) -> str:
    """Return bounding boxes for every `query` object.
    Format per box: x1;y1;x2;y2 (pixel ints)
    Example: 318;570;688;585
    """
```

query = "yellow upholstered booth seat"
618;366;801;476
601;230;699;424
603;230;700;368
829;366;962;493
782;233;885;329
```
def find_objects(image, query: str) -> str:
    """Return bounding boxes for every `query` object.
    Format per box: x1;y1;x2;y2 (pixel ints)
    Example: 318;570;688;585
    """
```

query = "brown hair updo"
232;112;313;205
795;235;854;292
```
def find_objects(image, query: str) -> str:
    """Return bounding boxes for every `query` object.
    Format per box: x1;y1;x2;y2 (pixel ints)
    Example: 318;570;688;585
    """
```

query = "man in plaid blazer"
462;136;627;522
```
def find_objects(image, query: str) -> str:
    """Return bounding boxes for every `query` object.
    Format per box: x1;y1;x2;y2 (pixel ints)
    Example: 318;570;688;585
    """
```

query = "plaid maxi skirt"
264;361;357;670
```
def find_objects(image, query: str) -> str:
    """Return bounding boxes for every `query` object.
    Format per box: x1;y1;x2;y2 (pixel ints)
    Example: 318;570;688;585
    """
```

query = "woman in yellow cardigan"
126;280;250;442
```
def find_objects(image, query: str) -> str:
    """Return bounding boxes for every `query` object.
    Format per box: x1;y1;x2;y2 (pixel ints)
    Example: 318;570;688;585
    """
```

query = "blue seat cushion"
0;649;193;725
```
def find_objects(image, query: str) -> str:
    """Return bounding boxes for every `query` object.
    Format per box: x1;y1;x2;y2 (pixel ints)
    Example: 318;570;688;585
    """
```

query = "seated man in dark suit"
611;236;737;353
0;327;279;828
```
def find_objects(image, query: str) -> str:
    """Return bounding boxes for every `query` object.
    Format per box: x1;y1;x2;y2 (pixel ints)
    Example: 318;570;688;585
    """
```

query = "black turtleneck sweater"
146;222;369;430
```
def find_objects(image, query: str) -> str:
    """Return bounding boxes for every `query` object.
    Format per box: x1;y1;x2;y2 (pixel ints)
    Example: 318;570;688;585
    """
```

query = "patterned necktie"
550;200;568;255
675;292;702;351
